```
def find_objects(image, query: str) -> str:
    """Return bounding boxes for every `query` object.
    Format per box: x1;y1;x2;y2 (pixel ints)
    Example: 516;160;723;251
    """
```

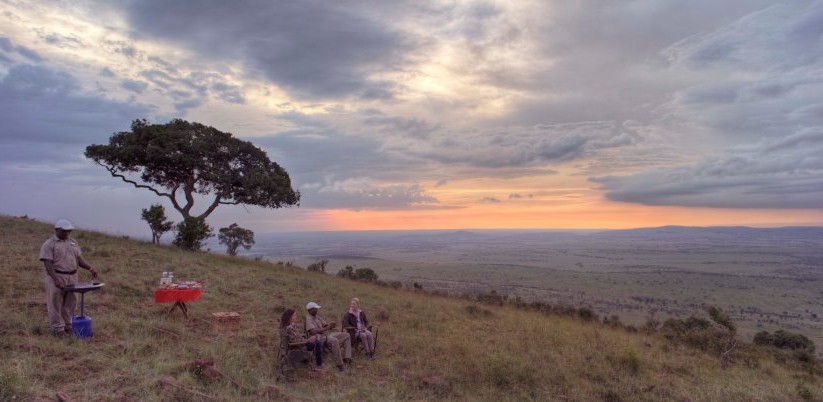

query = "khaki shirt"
305;314;330;340
39;235;81;273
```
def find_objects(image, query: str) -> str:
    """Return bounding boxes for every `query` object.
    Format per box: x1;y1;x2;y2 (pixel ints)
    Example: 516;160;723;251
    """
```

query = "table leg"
167;301;190;319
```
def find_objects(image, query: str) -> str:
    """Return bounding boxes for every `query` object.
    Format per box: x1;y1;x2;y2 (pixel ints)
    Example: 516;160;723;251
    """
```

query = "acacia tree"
141;204;174;244
85;119;300;225
218;223;255;256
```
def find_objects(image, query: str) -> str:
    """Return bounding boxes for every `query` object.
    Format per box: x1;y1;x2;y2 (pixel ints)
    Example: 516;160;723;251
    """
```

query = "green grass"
1;215;821;401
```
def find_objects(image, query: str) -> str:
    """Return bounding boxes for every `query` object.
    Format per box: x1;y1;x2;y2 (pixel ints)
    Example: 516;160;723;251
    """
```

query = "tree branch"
100;162;174;199
198;194;224;219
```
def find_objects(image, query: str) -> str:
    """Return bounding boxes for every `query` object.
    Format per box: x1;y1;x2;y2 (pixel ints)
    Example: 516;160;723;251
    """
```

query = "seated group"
280;297;376;372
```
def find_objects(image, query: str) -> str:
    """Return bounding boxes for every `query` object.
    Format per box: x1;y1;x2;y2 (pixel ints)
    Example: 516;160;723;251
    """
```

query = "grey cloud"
99;67;115;77
592;129;823;209
363;115;440;138
481;197;501;204
211;82;245;104
656;2;823;144
147;56;178;73
400;121;635;169
117;45;137;58
248;125;445;210
299;181;438;210
140;69;175;86
0;36;42;62
15;46;40;61
122;0;414;99
0;37;11;52
173;98;202;113
121;79;148;93
253;127;417;184
493;1;778;126
43;33;84;48
0;64;153;146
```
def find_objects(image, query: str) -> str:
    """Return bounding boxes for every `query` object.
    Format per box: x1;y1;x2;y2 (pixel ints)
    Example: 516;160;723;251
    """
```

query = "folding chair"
276;328;314;381
341;314;379;356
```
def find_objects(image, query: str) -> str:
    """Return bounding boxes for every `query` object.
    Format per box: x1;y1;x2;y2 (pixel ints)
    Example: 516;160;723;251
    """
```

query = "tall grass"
0;215;820;401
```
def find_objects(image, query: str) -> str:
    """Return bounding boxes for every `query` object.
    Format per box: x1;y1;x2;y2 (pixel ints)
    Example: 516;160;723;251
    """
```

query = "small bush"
603;315;623;328
797;381;813;401
619;347;641;375
755;330;816;352
578;307;597;321
465;304;493;318
172;217;213;251
307;258;328;273
337;265;379;282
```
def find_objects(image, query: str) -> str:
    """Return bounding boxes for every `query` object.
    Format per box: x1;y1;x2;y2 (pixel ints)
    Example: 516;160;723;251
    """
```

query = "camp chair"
341;315;379;356
276;328;314;381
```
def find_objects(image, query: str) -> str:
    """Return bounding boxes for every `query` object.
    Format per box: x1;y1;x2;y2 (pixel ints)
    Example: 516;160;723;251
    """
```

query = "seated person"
280;308;325;371
305;301;352;371
342;297;376;359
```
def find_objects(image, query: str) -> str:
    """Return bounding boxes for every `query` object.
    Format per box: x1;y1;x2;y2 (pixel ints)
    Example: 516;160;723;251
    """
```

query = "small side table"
64;282;105;338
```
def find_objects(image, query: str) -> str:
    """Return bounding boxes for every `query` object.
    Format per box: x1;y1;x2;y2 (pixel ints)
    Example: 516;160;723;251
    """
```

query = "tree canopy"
85;119;300;220
140;204;174;245
218;223;255;256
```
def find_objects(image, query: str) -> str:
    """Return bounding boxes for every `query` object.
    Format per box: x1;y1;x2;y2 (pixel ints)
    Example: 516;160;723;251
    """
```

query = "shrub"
307;259;328;273
618;347;641;375
603;315;623;328
353;267;378;282
660;316;730;353
797;381;813;401
755;330;816;352
578;307;597;321
476;290;505;306
337;265;355;279
465;304;492;318
172;217;213;251
337;265;379;282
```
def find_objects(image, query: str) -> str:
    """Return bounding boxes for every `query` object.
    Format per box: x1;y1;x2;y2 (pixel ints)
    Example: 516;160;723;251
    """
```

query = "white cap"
54;219;75;230
306;301;321;310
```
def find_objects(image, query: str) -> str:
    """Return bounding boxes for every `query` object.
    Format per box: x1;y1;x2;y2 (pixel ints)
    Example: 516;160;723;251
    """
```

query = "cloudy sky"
1;0;822;238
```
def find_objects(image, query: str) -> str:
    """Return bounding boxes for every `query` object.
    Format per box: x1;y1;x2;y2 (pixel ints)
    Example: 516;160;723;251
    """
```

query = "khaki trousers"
45;274;77;333
324;331;352;366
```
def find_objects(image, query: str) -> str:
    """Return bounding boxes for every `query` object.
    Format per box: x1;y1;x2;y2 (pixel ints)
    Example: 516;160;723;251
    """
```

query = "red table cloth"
154;288;202;303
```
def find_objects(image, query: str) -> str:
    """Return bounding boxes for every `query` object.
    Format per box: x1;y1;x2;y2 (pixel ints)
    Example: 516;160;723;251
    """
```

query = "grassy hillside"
1;215;820;401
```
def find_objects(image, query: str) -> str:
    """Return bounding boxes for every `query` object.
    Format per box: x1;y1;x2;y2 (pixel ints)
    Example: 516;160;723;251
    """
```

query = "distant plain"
248;227;823;351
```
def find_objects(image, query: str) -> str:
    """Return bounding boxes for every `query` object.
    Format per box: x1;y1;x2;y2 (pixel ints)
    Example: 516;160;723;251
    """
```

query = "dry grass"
1;215;821;401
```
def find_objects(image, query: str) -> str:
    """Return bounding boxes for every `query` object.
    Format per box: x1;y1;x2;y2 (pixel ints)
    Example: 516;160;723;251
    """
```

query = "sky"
1;0;822;238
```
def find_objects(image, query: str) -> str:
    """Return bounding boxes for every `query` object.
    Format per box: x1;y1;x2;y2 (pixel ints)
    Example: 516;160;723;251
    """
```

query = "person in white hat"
305;301;352;371
38;219;98;336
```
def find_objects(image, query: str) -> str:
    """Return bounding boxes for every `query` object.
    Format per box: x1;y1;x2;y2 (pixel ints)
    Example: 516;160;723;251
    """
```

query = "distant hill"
589;225;823;241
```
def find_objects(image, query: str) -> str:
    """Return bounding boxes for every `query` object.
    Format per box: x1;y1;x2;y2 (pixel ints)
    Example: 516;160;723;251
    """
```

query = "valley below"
246;226;823;351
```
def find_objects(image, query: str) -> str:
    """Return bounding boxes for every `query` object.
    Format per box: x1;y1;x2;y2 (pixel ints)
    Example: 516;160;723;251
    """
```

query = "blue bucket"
71;315;92;338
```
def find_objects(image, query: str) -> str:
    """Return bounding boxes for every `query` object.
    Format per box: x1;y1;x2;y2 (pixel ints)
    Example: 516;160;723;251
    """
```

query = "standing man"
305;301;352;371
39;219;97;336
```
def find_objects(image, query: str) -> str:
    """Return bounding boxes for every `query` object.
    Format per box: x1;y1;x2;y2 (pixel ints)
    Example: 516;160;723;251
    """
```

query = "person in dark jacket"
342;297;375;359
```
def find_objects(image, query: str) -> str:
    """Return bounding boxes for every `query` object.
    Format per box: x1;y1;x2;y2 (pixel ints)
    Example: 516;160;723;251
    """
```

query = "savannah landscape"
250;227;823;353
2;215;821;401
